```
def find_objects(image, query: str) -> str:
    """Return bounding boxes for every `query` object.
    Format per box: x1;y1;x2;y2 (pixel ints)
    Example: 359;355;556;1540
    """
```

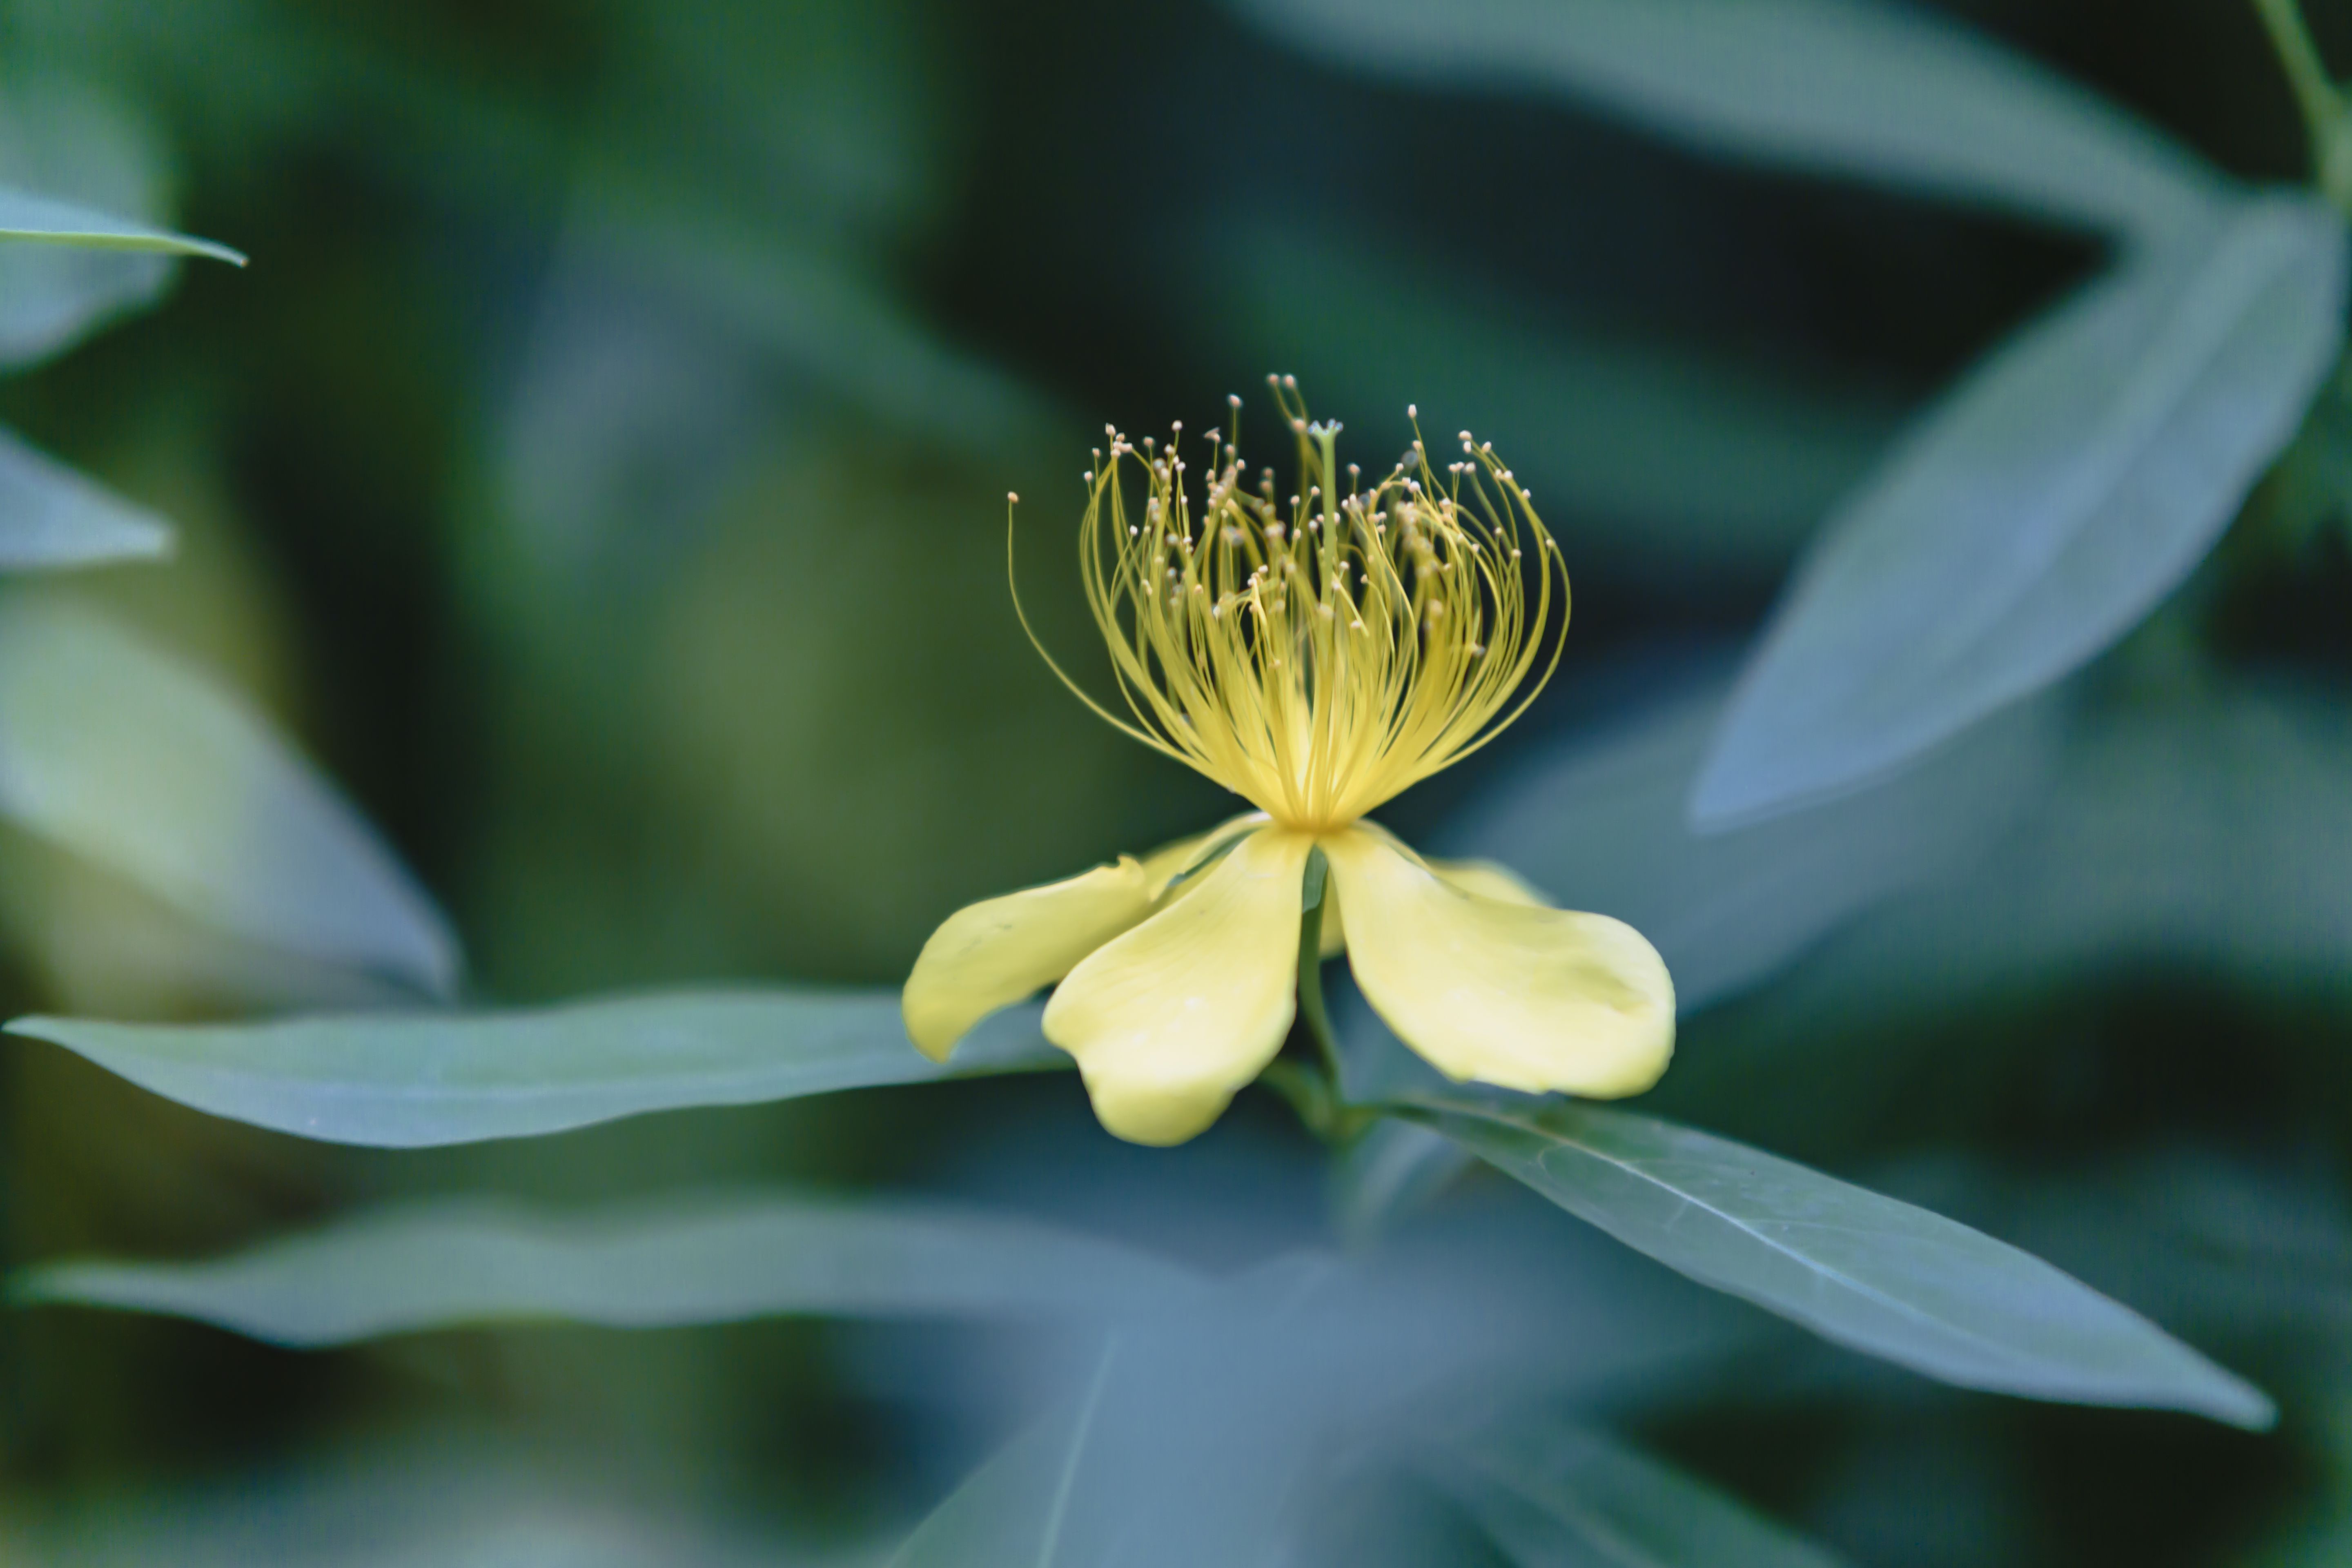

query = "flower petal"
903;858;1154;1060
1323;826;1673;1098
1138;811;1268;900
1428;857;1548;909
1043;826;1312;1145
1319;853;1546;958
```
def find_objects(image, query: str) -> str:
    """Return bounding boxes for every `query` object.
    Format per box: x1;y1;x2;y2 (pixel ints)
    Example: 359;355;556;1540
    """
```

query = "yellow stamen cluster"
1018;376;1567;833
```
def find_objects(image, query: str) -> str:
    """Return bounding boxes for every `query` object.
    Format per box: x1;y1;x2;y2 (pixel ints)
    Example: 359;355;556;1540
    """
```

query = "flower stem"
2256;0;2343;140
1263;847;1381;1143
1296;847;1345;1087
2254;0;2352;210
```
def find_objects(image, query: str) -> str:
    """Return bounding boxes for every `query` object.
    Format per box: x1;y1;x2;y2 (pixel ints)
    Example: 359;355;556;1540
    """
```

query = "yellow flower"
904;380;1674;1145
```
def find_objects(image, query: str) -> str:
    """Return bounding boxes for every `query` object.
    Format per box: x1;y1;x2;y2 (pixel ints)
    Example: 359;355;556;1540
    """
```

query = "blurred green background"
0;1;2349;1564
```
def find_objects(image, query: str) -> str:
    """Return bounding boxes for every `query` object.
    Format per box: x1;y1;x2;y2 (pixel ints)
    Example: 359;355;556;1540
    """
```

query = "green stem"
2255;0;2343;143
1263;847;1373;1144
2254;0;2352;214
1296;848;1345;1088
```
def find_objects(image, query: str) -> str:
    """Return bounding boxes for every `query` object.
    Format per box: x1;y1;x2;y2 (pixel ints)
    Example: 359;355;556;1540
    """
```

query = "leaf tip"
2;1014;67;1046
2198;1373;2281;1433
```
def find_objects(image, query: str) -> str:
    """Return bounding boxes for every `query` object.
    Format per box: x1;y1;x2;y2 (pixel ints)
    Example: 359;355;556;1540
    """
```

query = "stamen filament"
1014;383;1568;833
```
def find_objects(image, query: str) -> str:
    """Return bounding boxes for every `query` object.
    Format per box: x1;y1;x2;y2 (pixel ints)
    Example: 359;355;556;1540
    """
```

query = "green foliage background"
0;1;2347;1564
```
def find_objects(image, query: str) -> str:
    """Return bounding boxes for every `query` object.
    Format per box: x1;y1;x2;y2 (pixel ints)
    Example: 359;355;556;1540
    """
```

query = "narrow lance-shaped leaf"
0;425;171;568
6;991;1062;1147
1693;193;2350;826
1408;1092;2275;1428
1434;1420;1848;1568
891;1345;1120;1568
12;1192;1198;1347
1663;678;2352;1145
0;184;245;264
0;84;239;367
1222;0;2223;237
0;596;458;992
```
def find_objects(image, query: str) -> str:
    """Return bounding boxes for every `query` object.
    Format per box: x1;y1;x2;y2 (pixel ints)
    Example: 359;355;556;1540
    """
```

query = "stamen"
1031;385;1566;833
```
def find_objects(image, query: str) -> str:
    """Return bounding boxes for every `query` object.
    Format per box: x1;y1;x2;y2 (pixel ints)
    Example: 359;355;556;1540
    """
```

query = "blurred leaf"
1224;0;2222;235
1445;656;2062;1013
599;0;950;246
0;77;233;366
903;1206;1758;1568
1436;1421;1846;1568
889;1261;1393;1568
1675;674;2352;1141
0;1428;844;1567
891;1344;1118;1568
1409;1093;2275;1428
0;595;457;992
1692;194;2349;825
7;991;1061;1147
0;828;427;1018
1330;1117;1477;1249
1210;218;1895;575
13;1191;1199;1346
0;184;243;265
0;423;171;567
578;195;1052;454
1899;673;2352;981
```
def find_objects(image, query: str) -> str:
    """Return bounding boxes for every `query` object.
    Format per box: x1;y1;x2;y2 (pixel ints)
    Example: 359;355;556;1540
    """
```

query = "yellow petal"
1323;826;1673;1098
1431;857;1549;909
1317;853;1546;959
903;857;1154;1060
1044;826;1312;1145
1138;811;1269;900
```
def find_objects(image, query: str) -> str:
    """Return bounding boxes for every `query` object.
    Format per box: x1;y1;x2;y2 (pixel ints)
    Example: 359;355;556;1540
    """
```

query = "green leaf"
1676;676;2352;1136
0;183;244;265
1409;1093;2275;1428
12;1191;1196;1346
7;989;1061;1147
0;596;457;992
1692;194;2349;825
1437;1421;1846;1568
0;425;171;568
0;81;235;366
1223;0;2222;236
572;195;1048;454
891;1345;1118;1568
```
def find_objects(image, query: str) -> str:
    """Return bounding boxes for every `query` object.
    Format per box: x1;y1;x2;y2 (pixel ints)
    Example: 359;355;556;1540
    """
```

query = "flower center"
1019;377;1566;832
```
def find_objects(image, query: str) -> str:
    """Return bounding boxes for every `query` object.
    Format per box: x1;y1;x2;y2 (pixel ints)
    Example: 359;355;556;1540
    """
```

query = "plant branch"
2255;0;2344;152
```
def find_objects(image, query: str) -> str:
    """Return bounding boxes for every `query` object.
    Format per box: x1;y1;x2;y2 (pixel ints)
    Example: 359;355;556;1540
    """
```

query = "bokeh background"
0;1;2349;1563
